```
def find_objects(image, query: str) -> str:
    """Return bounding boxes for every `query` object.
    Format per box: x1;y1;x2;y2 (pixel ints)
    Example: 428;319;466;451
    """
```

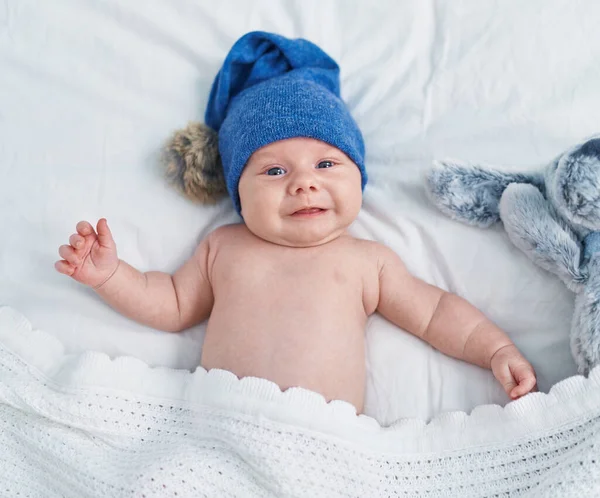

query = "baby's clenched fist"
490;344;537;400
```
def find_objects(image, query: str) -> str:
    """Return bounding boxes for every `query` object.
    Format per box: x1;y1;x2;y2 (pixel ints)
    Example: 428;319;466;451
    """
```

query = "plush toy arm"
572;253;600;375
427;161;545;228
499;183;587;291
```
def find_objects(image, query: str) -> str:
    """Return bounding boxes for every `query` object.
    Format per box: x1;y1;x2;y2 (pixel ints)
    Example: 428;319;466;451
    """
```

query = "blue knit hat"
204;31;367;214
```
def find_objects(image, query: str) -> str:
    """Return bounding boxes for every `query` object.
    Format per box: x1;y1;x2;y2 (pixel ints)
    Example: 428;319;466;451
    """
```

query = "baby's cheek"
244;202;278;237
342;186;363;218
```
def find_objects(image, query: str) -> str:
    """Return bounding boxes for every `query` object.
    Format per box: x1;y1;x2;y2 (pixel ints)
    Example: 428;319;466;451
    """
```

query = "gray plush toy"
427;136;600;375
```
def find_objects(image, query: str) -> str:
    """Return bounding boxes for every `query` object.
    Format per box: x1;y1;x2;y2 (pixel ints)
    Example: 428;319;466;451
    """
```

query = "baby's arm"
56;219;213;332
376;244;536;399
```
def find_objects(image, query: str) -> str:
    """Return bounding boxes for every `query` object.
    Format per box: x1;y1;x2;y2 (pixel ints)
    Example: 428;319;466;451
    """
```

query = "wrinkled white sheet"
2;0;599;425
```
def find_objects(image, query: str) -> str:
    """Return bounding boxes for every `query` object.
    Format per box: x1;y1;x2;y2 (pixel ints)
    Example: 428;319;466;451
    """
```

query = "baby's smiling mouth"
291;207;326;217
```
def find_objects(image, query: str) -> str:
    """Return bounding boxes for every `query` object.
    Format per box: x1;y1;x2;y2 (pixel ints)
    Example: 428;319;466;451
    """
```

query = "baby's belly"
200;320;367;412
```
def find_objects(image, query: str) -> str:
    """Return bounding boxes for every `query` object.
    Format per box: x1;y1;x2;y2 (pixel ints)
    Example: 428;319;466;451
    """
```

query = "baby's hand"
55;219;119;288
490;344;537;400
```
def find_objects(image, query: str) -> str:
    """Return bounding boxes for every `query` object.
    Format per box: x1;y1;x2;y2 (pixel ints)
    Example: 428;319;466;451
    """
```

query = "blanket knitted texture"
0;307;599;497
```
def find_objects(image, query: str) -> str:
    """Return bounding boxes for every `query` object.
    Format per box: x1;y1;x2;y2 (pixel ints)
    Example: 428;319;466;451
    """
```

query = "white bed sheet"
2;0;599;425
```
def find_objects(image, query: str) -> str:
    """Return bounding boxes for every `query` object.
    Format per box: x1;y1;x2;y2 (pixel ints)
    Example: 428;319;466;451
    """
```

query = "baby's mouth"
292;207;326;216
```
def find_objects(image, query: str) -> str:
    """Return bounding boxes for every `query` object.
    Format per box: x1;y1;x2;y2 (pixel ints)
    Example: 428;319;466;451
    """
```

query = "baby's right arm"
55;219;214;332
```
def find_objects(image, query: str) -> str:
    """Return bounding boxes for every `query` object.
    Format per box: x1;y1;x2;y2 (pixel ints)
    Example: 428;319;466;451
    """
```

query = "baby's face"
238;137;363;247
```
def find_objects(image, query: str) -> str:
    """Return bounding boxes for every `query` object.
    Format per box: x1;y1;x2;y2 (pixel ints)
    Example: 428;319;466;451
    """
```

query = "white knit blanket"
1;307;599;497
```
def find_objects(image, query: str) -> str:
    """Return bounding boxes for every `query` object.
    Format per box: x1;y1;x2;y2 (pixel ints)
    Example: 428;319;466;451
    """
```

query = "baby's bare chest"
209;240;379;315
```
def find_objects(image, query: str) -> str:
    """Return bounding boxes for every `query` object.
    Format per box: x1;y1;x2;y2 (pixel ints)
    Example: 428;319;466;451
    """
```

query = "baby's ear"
163;122;228;204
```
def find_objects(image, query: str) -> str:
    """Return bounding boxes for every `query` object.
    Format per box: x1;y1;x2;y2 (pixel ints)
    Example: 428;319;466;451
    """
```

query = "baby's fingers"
509;365;537;399
54;260;75;276
96;218;115;248
495;365;518;398
510;379;536;399
69;233;84;249
58;244;80;266
76;221;96;237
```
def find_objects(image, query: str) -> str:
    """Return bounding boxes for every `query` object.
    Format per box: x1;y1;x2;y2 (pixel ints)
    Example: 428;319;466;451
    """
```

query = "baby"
55;32;536;413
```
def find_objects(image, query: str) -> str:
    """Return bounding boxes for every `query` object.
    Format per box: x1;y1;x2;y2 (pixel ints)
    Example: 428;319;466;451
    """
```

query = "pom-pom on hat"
164;31;366;215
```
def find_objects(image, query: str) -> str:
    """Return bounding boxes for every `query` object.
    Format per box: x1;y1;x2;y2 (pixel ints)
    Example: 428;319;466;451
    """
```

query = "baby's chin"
247;224;346;248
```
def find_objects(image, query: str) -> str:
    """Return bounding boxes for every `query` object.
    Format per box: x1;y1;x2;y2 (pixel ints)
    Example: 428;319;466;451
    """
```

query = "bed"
2;0;595;424
1;2;600;494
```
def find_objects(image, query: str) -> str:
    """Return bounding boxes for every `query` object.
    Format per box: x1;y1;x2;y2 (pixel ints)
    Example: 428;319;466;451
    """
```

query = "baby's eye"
316;161;334;169
266;166;286;176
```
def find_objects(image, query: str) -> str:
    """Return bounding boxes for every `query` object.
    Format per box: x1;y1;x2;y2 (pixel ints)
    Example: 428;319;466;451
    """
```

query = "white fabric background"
2;0;598;425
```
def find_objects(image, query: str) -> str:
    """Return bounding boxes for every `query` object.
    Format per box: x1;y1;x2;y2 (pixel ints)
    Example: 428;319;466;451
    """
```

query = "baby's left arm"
375;244;536;399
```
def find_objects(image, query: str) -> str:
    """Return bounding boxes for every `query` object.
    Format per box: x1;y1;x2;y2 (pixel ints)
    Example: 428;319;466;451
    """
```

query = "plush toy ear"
551;137;600;230
163;122;228;204
427;160;545;228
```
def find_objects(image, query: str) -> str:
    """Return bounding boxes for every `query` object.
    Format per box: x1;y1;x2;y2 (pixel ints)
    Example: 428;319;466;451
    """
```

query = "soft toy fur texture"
427;136;600;375
163;122;228;204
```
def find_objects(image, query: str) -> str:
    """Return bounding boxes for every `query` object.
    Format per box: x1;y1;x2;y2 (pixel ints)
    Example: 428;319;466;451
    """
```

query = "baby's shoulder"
205;223;248;246
193;224;248;264
345;236;392;258
344;237;404;272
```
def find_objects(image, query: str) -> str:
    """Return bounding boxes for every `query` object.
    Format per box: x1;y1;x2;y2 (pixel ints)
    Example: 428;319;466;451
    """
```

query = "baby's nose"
290;172;319;194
